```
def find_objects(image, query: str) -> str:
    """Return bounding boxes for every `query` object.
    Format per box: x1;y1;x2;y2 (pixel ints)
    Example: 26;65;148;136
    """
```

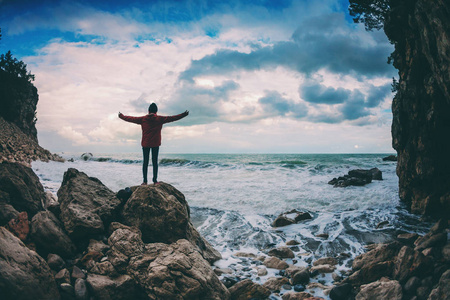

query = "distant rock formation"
384;0;450;216
328;168;383;187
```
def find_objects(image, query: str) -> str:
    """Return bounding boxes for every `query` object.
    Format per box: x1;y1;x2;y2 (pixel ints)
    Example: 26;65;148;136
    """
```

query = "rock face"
384;0;450;216
0;227;60;300
128;239;230;300
122;183;221;263
0;161;46;221
328;168;382;187
57;168;122;241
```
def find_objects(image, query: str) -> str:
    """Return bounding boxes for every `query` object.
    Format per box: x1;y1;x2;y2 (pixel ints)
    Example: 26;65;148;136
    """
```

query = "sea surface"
32;153;432;299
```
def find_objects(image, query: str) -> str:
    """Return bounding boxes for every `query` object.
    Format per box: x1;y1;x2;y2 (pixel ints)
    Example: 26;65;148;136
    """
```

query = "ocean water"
32;153;431;298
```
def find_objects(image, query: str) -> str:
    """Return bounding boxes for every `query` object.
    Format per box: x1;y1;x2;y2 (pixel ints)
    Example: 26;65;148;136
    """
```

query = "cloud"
258;90;308;118
300;83;351;104
57;126;90;145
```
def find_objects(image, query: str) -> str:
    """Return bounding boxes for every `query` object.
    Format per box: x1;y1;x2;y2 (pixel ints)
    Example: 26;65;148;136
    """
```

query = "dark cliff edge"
0;69;63;165
384;0;450;217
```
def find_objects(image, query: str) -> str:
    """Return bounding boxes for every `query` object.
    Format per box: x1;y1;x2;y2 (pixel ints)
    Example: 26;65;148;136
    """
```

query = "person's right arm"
160;110;189;124
118;112;144;124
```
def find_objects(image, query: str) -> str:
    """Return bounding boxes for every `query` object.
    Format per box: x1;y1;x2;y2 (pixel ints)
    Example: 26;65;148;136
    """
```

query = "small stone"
286;240;300;246
329;283;352;300
264;257;289;270
74;278;89;300
72;265;86;279
293;284;306;292
313;257;338;266
263;277;290;292
55;268;71;284
268;246;295;259
316;233;329;239
60;283;75;298
234;252;256;258
47;253;65;271
290;268;310;285
310;264;336;273
257;267;268;276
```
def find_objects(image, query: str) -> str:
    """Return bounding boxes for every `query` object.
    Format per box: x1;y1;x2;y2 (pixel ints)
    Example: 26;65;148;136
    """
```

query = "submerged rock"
272;210;312;228
382;155;397;162
328;168;383;187
0;227;60;299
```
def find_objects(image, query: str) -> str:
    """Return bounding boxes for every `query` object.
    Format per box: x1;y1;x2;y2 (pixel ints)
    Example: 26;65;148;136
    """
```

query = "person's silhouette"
119;103;189;185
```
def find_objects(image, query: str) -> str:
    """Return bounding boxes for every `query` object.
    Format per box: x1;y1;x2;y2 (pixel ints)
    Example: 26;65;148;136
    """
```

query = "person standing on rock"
118;103;189;185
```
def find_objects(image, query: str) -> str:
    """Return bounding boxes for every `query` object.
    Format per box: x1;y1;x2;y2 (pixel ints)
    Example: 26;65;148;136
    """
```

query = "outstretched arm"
161;110;189;124
118;112;144;124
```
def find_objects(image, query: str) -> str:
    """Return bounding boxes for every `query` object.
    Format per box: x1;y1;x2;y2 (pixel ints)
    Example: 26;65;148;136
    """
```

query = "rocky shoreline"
1;161;449;300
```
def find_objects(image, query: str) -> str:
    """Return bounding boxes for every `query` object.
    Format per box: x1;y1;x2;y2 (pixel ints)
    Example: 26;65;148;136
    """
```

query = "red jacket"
119;112;187;148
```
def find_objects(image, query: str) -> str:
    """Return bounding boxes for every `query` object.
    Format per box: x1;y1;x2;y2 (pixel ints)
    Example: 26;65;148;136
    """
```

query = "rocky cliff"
384;0;450;216
0;69;62;164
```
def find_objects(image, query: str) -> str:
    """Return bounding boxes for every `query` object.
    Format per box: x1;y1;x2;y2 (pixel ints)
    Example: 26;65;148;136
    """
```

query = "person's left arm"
160;110;189;124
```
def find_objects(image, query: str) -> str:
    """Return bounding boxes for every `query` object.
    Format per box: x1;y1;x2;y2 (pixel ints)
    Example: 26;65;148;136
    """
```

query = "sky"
0;0;397;154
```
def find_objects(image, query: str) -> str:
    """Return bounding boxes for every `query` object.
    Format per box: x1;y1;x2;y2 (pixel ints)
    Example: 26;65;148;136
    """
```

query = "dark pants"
142;147;159;183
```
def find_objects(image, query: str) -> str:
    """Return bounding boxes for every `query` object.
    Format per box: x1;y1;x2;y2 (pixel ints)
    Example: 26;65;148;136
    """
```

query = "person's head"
148;103;158;114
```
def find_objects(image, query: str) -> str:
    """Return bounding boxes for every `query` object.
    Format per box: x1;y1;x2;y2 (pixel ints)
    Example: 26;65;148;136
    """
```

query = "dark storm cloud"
258;90;308;118
300;83;351;104
179;13;394;83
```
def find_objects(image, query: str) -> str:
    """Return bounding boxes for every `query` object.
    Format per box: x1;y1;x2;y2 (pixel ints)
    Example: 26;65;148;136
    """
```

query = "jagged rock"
47;253;65;271
86;274;144;300
127;239;230;299
414;232;447;251
107;227;144;273
268;246;295;259
7;211;29;241
355;278;402;300
428;269;450;300
286;240;300;246
0;227;60;299
90;261;118;277
397;232;419;244
385;0;450;218
262;277;289;292
57;168;122;241
122;183;221;263
382;155;397;161
80;153;93;161
228;279;270;300
30;210;76;258
352;242;400;271
263;256;289;270
272;210;312;227
272;215;295;227
329;168;382;187
0;162;45;217
393;246;433;283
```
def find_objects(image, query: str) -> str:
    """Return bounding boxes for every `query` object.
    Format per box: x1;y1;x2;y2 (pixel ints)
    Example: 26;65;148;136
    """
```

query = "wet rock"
222;276;239;288
376;220;389;229
286;240;300;246
414;232;447;251
272;215;295;227
329;168;383;187
268;246;295;259
310;264;336;274
0;162;46;218
262;277;289;292
80;153;93;161
290;268;310;285
315;233;329;239
0;227;60;299
47;253;65;271
55;268;71;285
57;168;121;242
281;291;314;299
263;256;289;270
257;266;268;276
355;278;402;300
228;279;270;300
329;283;352;300
86;274;143;300
313;257;337;266
234;252;257;258
30;210;76;258
74;278;89;300
127;239;229;299
382;155;397;161
122;183;221;263
7;211;29;241
294;212;312;222
293;284;306;292
352;242;400;271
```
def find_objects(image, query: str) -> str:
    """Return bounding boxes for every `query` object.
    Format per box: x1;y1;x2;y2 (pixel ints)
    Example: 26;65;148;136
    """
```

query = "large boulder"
0;227;60;300
86;274;145;300
127;239;230;300
30;210;77;258
122;183;221;262
393;246;433;283
355;278;402;300
0;162;45;218
57;168;122;241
